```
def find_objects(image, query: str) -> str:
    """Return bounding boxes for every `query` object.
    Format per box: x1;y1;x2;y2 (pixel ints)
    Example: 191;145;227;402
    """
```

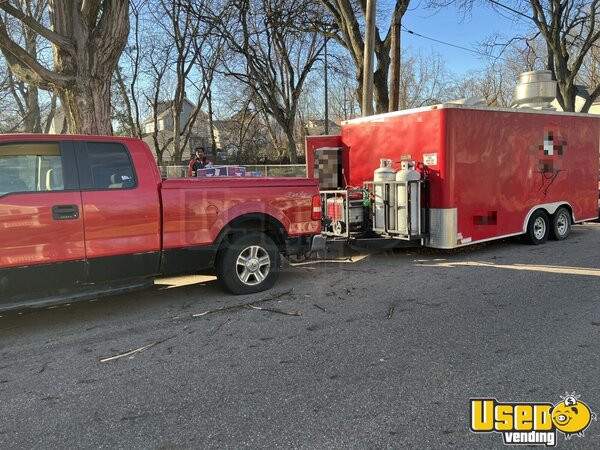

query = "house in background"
142;98;212;163
212;119;241;161
551;86;597;114
304;118;341;136
212;114;270;162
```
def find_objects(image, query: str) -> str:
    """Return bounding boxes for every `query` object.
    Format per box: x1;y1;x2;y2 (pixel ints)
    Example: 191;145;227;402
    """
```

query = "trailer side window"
86;142;136;190
0;142;64;196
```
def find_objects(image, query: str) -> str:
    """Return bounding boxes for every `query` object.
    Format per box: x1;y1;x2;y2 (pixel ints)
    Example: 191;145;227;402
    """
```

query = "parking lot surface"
2;223;600;449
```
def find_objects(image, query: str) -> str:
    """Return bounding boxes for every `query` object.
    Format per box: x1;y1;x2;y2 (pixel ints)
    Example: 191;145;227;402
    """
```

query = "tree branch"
0;16;74;90
80;0;102;29
0;1;75;53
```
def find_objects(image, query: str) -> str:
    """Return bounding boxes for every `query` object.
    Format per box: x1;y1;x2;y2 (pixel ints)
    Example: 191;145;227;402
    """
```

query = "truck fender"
522;202;573;232
211;208;289;248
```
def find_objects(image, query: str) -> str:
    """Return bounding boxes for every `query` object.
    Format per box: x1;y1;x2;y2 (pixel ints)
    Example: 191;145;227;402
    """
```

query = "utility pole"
324;37;329;135
362;0;376;116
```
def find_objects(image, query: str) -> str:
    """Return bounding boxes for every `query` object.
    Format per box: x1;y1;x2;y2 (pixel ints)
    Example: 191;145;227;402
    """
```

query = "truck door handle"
52;204;80;220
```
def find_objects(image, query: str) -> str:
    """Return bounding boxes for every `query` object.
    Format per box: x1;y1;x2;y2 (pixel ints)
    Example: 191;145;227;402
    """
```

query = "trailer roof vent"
444;97;487;107
514;70;557;110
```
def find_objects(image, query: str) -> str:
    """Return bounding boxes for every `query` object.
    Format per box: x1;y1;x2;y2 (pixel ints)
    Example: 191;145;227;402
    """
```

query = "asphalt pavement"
1;223;600;449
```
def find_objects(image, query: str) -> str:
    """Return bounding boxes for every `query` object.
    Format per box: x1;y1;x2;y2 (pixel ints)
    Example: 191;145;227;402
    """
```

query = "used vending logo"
470;392;597;447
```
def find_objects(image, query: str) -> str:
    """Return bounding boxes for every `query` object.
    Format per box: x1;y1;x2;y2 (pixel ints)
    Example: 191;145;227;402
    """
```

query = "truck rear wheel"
525;210;549;245
216;232;280;295
550;207;571;240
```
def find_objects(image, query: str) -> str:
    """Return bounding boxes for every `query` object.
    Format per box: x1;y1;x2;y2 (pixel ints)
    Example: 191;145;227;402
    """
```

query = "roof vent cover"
514;70;557;110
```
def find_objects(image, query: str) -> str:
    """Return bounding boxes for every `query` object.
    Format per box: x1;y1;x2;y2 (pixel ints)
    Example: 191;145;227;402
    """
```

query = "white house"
142;98;212;163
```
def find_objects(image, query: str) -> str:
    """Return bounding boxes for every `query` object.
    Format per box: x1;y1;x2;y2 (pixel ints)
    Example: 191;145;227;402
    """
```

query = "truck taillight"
311;195;322;221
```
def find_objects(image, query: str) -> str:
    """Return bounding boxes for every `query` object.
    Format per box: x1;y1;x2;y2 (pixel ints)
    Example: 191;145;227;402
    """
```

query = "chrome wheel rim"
556;212;569;236
533;217;546;240
236;245;270;286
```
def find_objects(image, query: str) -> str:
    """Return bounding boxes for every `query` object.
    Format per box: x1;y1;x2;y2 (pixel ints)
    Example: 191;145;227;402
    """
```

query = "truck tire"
550;207;571;240
525;210;549;245
216;232;280;295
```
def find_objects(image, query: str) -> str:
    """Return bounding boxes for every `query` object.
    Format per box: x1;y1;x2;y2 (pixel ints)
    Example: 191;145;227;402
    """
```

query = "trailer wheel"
525;210;549;245
550;207;571;241
332;220;346;235
216;232;280;295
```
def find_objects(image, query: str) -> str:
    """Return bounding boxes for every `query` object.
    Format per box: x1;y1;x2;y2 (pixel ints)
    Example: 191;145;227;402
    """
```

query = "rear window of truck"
86;142;136;190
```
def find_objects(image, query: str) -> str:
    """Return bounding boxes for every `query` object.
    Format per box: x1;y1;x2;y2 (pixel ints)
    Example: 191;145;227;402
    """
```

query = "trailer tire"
550;207;571;241
525;210;550;245
216;232;280;295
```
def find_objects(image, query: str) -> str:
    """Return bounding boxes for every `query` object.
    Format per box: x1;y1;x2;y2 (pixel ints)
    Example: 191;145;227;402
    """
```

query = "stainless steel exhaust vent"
514;70;557;110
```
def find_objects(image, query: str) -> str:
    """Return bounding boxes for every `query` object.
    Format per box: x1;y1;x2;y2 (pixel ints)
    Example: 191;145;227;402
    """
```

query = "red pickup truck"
0;135;324;310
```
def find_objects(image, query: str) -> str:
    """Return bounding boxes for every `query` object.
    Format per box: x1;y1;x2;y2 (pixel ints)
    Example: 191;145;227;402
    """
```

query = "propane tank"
373;158;397;230
396;161;421;235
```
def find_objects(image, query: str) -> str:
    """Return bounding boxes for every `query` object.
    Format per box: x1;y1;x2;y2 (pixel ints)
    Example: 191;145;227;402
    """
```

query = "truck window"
0;142;64;196
86;142;136;190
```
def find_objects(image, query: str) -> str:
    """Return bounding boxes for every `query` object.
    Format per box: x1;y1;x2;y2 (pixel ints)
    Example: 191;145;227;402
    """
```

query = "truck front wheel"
217;232;280;295
525;210;549;245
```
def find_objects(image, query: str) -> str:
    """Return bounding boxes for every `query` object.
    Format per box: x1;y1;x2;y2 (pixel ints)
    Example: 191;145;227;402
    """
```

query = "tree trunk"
389;16;401;112
115;65;137;136
207;89;217;155
373;48;391;114
362;0;377;116
285;126;298;164
173;108;182;164
44;94;58;134
0;1;130;135
354;69;364;111
60;75;113;135
23;8;42;133
25;86;42;132
53;1;129;134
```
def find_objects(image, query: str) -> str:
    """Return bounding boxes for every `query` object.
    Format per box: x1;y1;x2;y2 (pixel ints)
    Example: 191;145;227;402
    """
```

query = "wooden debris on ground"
191;288;294;318
100;335;176;363
386;306;395;319
247;304;301;316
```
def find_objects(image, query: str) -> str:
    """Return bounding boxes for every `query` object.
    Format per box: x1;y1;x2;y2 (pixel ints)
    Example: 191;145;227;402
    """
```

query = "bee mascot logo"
470;392;597;446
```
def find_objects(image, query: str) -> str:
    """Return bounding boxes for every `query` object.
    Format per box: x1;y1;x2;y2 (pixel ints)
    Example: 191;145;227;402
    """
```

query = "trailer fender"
522;202;573;233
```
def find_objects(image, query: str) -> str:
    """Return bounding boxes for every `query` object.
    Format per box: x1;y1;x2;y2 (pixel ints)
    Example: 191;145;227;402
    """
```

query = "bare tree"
113;65;140;137
0;0;130;134
325;50;362;120
0;0;60;133
433;0;600;112
215;80;276;163
580;42;600;99
213;0;325;163
530;0;600;111
144;36;175;165
318;0;411;114
0;63;24;132
136;0;221;164
450;64;514;106
112;0;146;138
398;50;451;109
158;0;200;163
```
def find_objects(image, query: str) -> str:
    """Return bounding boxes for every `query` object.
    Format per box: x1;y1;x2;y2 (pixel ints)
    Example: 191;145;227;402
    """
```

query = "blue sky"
399;1;533;74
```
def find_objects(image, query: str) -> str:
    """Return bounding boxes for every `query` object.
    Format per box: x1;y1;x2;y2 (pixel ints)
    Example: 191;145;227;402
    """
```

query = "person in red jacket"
188;147;211;176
